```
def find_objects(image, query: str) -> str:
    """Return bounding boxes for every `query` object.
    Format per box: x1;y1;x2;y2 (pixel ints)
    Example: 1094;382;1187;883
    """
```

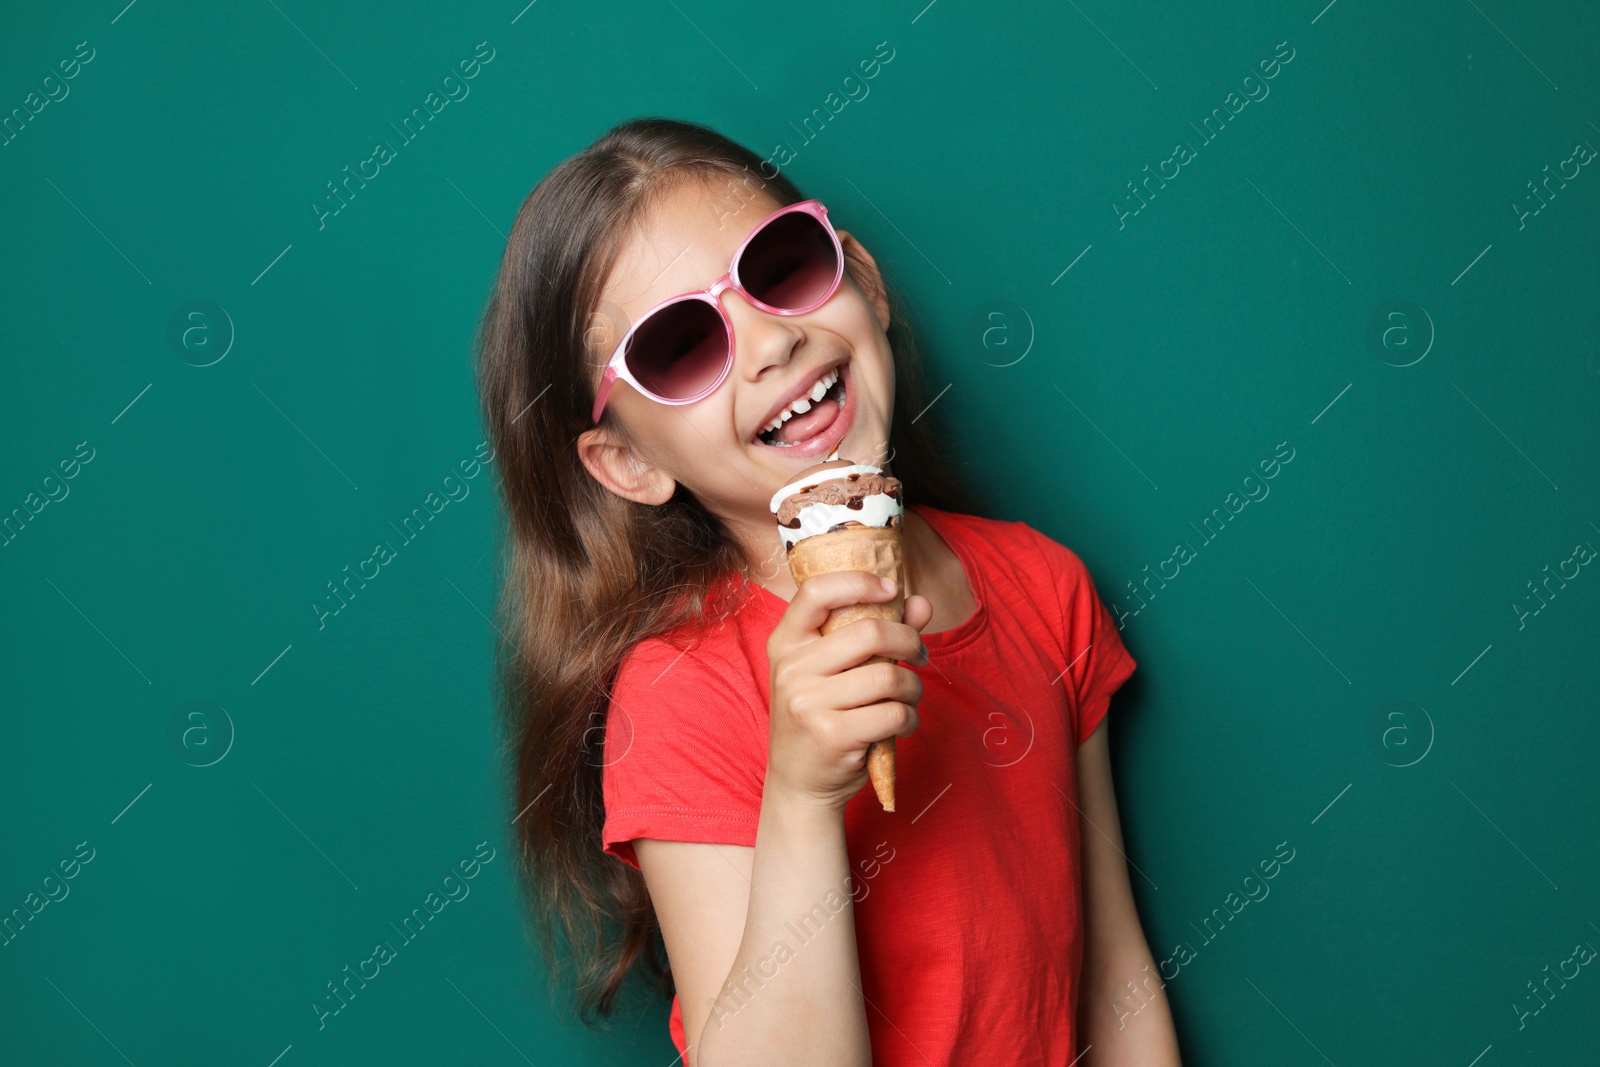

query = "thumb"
903;593;933;633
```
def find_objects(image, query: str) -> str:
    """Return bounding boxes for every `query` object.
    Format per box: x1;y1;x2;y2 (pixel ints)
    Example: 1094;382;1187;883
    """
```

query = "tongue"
773;398;840;444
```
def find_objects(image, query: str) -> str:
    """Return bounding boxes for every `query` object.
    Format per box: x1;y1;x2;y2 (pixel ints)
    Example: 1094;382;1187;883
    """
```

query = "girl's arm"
1075;717;1182;1064
636;788;866;1067
635;571;930;1067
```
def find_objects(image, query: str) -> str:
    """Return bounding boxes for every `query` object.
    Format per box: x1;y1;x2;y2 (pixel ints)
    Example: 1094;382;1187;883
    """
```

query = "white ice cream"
769;463;904;552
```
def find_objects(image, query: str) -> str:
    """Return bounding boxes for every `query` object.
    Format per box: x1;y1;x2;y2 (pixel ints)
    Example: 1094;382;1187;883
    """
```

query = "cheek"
633;396;741;475
849;339;895;415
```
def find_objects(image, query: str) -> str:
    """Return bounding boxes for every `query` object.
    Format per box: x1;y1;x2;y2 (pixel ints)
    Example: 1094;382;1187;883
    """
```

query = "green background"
3;0;1598;1063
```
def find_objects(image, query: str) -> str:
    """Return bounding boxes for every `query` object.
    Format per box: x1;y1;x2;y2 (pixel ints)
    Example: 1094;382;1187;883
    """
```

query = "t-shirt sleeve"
599;636;768;871
1025;526;1138;745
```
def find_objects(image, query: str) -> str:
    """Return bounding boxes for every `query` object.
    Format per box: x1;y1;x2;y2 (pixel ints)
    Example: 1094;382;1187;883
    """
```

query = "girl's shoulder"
915;501;1066;554
612;570;771;700
914;503;1114;659
914;502;1094;593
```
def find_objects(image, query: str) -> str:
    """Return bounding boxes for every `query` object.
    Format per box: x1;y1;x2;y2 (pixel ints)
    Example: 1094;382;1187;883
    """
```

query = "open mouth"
756;366;847;448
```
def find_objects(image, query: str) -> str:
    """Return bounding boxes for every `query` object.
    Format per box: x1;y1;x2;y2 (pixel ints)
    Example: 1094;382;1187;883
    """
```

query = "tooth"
761;370;841;440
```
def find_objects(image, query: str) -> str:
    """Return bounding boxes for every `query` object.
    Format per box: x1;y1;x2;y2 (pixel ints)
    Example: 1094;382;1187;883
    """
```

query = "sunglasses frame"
590;198;845;424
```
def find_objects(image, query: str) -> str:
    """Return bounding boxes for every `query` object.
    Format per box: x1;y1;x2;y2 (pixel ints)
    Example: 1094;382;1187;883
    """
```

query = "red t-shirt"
600;503;1137;1065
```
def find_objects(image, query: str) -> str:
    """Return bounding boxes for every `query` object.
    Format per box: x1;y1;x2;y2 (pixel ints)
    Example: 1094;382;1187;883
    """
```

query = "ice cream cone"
770;460;907;812
786;526;903;810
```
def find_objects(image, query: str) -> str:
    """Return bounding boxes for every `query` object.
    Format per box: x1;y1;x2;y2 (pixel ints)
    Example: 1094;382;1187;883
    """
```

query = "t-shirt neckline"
742;503;991;652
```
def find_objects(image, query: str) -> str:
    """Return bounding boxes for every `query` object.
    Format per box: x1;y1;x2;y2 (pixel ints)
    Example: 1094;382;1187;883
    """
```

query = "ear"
835;230;891;334
576;426;677;506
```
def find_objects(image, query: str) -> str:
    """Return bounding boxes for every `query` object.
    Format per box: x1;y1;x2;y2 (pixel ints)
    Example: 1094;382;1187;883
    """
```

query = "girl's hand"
765;571;933;813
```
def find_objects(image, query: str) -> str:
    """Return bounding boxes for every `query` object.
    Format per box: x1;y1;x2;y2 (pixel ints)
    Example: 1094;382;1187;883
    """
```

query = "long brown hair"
473;116;984;1025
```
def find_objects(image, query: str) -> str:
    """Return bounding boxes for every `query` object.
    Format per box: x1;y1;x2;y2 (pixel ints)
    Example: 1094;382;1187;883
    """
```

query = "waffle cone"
786;524;904;811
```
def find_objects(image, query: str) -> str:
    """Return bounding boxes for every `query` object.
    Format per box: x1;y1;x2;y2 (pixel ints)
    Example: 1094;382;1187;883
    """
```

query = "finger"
900;595;933;665
813;656;923;712
837;700;918;749
902;593;933;633
890;703;921;738
772;570;900;645
803;617;926;677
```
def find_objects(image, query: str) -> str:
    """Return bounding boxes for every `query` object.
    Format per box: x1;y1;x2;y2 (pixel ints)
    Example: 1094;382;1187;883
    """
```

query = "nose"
714;277;802;383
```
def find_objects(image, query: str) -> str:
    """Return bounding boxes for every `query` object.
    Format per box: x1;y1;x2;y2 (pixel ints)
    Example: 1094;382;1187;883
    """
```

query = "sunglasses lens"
624;298;729;401
739;210;839;310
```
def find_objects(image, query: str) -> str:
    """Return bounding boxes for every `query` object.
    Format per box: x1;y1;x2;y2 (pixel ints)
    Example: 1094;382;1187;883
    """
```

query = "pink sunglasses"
590;199;845;424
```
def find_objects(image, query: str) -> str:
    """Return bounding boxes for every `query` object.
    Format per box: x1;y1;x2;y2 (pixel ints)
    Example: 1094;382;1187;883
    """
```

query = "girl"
475;116;1180;1066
